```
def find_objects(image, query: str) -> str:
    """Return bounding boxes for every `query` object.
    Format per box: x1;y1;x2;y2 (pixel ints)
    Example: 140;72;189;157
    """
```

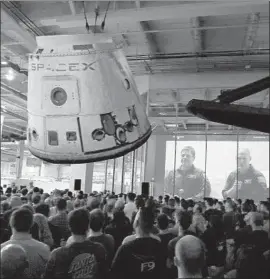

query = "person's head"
127;192;136;202
168;198;175;208
174;235;205;277
89;209;104;232
5;187;12;195
157;213;169;231
87;197;100;212
193;203;203;214
56;198;67;212
164;195;169;204
181;146;195;169
1;201;11;213
39;188;44;195
133;207;155;234
204;197;214;209
1;244;29;279
174;196;180;205
237;149;251;173
225;199;235;213
66;200;74;213
29;181;34;188
112;211;126;227
9;208;33;233
249;212;264;230
68;191;73;199
180;199;188;211
12;188;17;194
32;194;41;205
73;199;81;209
10;196;22;209
35;203;50;217
259;201;270;220
176;210;192;232
68;208;90;236
33;187;39;193
236;199;242;206
158;195;163;203
216;201;224;212
11;182;16;188
21;188;28;197
115;199;125;211
187;199;195;210
135;195;145;209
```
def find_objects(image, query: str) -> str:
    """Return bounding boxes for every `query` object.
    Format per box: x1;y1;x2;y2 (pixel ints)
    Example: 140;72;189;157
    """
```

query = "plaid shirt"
48;211;70;235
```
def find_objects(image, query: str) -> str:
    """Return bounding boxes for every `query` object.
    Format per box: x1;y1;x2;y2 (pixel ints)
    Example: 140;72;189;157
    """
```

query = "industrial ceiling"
1;0;269;161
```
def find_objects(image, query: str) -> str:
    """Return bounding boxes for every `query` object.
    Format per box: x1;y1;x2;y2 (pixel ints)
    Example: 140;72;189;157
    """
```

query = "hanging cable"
82;1;90;33
94;2;100;34
101;1;111;30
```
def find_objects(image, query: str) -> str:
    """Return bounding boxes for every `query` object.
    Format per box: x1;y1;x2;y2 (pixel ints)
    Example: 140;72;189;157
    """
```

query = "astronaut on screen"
165;146;211;199
222;148;268;201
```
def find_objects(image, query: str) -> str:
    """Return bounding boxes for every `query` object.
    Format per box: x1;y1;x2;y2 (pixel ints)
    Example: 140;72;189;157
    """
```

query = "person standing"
165;146;211;199
222;148;268;201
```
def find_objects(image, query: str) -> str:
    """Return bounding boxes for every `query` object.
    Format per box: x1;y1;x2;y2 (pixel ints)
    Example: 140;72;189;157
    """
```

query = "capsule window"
48;131;58;146
51;87;67;106
66;131;77;141
124;79;130;90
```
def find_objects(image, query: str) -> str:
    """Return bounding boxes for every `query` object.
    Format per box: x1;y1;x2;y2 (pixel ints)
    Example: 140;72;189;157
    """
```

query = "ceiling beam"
68;1;76;15
145;71;268;91
1;6;37;52
243;12;260;52
37;1;266;30
140;21;160;54
1;98;27;111
135;0;140;9
1;108;27;122
1;83;27;101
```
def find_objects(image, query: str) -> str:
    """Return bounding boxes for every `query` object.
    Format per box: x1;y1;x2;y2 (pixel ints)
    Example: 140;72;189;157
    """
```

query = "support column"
15;140;25;179
144;135;167;197
69;163;94;193
1;115;4;135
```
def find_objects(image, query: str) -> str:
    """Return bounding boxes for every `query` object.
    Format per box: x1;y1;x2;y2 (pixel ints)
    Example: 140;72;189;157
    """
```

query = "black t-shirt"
248;230;269;254
43;240;106;279
204;208;223;222
88;234;115;264
157;232;176;257
111;237;166;279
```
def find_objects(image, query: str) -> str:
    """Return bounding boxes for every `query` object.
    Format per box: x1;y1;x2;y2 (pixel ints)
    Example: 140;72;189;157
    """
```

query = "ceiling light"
5;74;14;81
1;61;8;65
8;69;13;75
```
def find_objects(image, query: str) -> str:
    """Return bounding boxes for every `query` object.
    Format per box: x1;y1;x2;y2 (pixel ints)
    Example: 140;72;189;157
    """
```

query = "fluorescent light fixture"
8;69;13;74
253;136;266;139
5;74;14;81
165;124;177;128
1;61;8;65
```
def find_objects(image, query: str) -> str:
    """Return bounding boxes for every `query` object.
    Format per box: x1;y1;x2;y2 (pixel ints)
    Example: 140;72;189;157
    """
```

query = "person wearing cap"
165;146;211;199
222;148;268;201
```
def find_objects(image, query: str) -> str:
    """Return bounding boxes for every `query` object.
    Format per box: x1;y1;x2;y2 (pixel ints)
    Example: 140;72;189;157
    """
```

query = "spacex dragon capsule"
27;35;152;164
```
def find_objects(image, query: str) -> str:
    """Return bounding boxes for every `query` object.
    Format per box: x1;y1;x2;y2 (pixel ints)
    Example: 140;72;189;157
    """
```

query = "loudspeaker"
74;179;81;191
141;182;150;196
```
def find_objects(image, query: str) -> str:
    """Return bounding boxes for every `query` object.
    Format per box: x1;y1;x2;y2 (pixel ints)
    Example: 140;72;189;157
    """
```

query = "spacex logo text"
30;61;96;72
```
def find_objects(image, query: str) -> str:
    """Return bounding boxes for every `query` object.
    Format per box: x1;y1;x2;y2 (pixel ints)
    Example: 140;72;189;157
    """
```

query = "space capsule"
27;35;152;164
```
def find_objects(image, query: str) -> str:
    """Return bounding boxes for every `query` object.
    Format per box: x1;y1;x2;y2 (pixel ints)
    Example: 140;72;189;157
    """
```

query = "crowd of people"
0;184;269;279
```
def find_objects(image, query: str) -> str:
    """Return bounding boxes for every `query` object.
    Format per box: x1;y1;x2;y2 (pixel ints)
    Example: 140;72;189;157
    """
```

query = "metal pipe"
1;108;27;121
236;131;239;199
173;105;178;196
217;76;270;104
204;132;208;198
131;150;136;192
1;83;27;101
112;159;116;193
121;156;125;193
104;160;108;191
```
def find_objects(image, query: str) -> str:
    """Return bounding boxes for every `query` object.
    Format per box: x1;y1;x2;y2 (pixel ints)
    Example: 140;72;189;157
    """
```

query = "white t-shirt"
124;202;136;221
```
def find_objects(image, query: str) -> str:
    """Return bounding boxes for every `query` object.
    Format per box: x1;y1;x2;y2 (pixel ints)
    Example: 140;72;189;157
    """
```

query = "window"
66;131;77;141
51;87;67;106
48;131;58;146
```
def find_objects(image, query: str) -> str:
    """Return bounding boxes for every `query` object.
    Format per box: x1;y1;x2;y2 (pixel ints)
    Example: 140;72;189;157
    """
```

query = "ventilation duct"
186;76;270;133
